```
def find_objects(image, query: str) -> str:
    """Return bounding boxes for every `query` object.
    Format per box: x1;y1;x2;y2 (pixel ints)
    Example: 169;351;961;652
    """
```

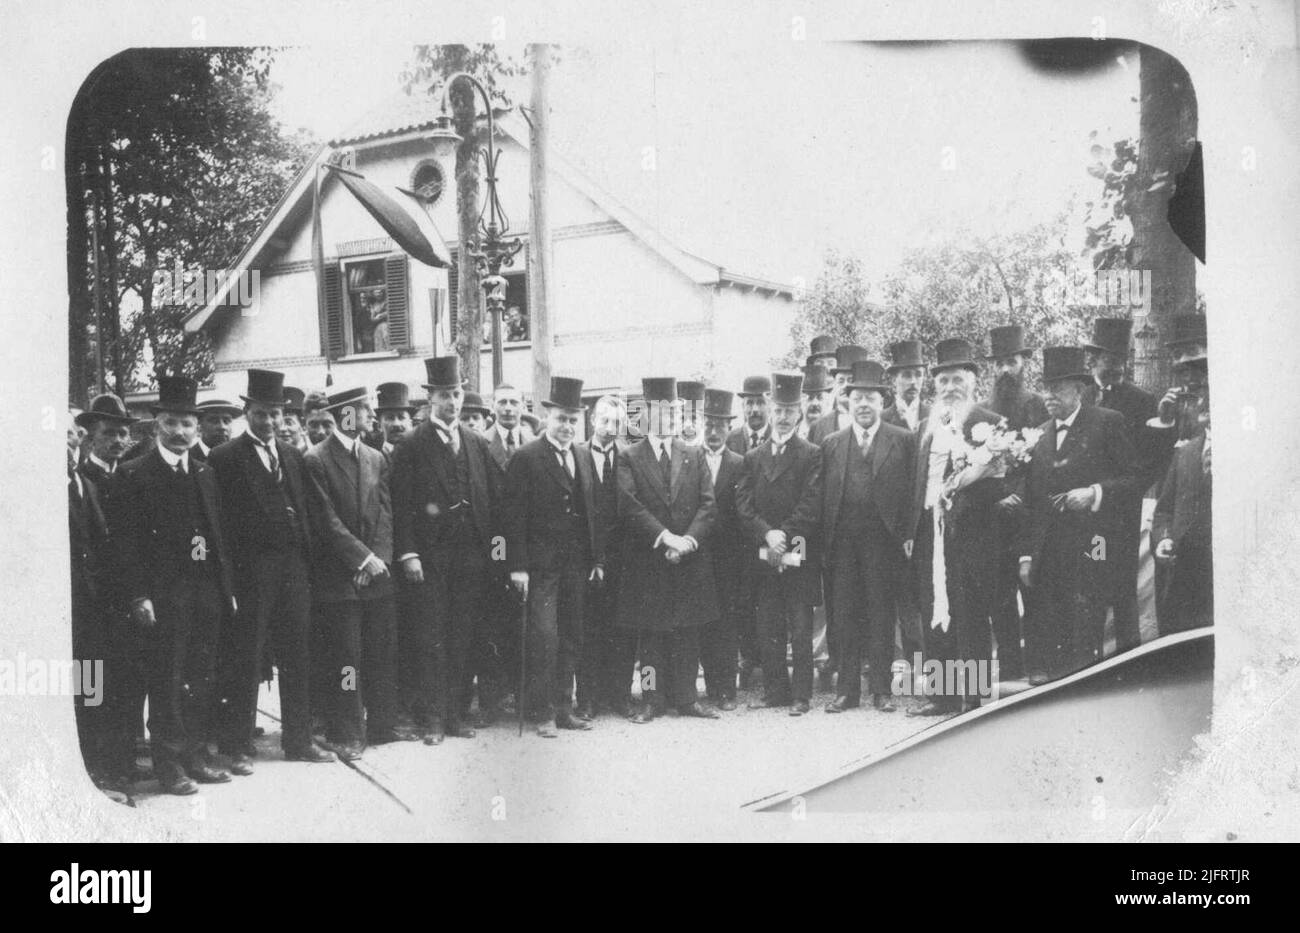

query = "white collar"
196;439;211;456
496;422;520;441
852;420;879;445
650;436;673;456
591;437;616;453
333;430;358;453
155;440;189;470
1057;404;1083;429
88;451;116;474
771;430;796;449
247;432;275;451
546;436;571;454
704;445;723;458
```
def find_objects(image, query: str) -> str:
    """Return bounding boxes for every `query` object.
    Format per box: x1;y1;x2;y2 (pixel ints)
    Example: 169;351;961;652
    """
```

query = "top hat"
931;338;981;375
1041;347;1091;384
322;386;370;413
801;364;834;394
282;386;305;416
702;388;736;420
241;368;287;407
196;398;242;419
75;392;139;429
676;380;706;403
809;335;837;360
832;345;869;374
422;356;464;391
375;382;417;413
846;360;891;393
885;339;927;374
151;375;201;415
541;376;586;411
1083;317;1133;357
1165;313;1207;353
641;377;678;403
985;325;1035;360
770;372;805;406
737;375;772;398
461;391;491;415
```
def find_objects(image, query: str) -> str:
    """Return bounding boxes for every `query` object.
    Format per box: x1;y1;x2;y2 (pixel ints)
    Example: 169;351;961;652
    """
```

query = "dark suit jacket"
1018;403;1139;585
726;423;771;456
503;437;604;574
881;399;931;433
391;421;498;559
483;422;536;471
706;446;746;572
736;436;823;605
207;433;313;569
821;421;917;555
578;439;626;566
1152;435;1211;551
304;433;393;603
69;473;108;642
1086;380;1172;494
807;410;847;446
982;388;1049;432
615;438;718;631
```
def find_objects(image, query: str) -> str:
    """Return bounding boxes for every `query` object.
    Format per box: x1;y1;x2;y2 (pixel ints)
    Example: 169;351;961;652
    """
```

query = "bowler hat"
702;388;736;420
770;372;804;406
832;345;869;375
76;392;139;429
282;386;305;416
422;356;464;391
1083;317;1133;357
196;398;242;419
375;382;417;413
151;375;201;416
847;360;891;393
886;340;927;373
1164;313;1207;352
809;335;837;361
1041;347;1091;384
737;375;772;398
240;368;287;407
930;338;980;375
985;325;1035;360
641;377;678;403
461;391;491;415
801;365;834;394
541;376;586;411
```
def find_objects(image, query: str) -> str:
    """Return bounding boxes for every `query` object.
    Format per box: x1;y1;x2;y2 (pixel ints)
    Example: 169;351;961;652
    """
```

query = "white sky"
271;40;1139;290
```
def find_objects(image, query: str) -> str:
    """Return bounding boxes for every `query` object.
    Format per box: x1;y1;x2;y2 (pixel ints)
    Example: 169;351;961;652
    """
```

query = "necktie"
506;429;516;453
439;424;459;455
600;446;613;484
559;447;573;479
266;442;281;483
659;444;671;485
860;430;873;460
1056;423;1069;450
174;459;186;476
750;431;760;450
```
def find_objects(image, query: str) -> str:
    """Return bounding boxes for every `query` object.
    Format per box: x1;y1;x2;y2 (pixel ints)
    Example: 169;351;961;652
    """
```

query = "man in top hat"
105;375;238;794
799;364;834;439
736;372;823;715
677;380;706;447
192;398;242;462
374;382;418;459
1083;317;1171;652
980;324;1050;682
76;393;139;494
302;386;411;759
881;340;931;433
821;360;916;713
208;369;334;772
809;345;868;445
698;388;746;710
279;386;309;453
390;357;502;742
458;391;492;434
808;335;838;374
484;383;536;470
504;377;605;736
1019;347;1139;679
575;394;637;720
726;375;774;455
617;378;720;723
908;339;1007;715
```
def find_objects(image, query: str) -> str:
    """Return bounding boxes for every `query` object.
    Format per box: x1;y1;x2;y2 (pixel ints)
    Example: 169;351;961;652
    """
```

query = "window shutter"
323;263;344;359
448;250;458;341
384;253;410;349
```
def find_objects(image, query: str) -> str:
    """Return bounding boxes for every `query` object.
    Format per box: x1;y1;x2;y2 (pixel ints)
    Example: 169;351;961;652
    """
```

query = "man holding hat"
76;393;139;495
809;345;868;445
105;375;238;794
726;375;774;455
881;340;931;433
375;381;418;459
390;357;502;742
821;360;916;712
208;369;334;773
303;386;409;759
698;388;746;710
279;387;309;453
504;377;605;736
736;372;823;715
1018;347;1139;679
616;378;720;723
677;380;706;447
193;398;242;461
1083;317;1170;653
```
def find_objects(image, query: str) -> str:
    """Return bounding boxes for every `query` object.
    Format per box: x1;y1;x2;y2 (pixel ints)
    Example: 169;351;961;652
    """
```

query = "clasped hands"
662;532;696;564
354;553;389;589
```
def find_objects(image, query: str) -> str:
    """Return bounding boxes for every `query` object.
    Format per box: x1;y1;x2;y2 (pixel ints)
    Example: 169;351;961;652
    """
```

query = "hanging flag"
334;169;452;269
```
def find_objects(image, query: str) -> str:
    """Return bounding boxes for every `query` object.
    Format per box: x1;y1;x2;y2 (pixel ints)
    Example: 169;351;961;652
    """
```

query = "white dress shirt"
590;439;617;484
88;451;117;475
155;439;191;474
704;446;723;484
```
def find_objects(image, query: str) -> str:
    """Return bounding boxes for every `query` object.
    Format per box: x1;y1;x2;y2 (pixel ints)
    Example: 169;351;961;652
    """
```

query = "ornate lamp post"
428;73;525;389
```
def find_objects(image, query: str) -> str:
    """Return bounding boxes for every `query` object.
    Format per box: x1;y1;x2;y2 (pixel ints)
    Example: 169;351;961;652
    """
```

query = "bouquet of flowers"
941;418;1044;510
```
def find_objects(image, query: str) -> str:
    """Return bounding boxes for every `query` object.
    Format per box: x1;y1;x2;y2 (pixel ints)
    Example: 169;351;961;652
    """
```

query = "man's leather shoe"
159;773;198;796
907;700;954;717
369;728;418;745
789;699;810;716
421;722;445;745
536;720;559;738
872;694;898;712
718;697;737;711
1028;673;1050;686
613;699;636;719
445;721;477;739
824;695;859;713
630;703;657;724
748;695;784;710
679;702;720;719
285;743;337;763
556;712;593;730
328;741;364;761
227;753;254;776
575;702;595;721
187;763;231;784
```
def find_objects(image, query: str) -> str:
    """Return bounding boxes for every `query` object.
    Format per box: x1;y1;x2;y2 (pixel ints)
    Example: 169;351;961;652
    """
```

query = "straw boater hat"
196;398;242;419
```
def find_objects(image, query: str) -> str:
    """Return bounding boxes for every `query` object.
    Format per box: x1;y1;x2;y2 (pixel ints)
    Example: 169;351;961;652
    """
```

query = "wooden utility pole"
528;43;554;413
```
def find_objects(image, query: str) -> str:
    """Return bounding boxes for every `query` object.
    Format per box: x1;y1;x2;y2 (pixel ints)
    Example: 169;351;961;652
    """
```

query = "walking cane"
518;586;528;737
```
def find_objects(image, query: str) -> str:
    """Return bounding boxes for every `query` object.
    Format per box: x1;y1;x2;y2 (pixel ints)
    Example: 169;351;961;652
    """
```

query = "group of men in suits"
66;311;1212;791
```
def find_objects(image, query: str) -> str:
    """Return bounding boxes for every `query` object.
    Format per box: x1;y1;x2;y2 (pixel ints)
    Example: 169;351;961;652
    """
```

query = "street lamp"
428;73;525;390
